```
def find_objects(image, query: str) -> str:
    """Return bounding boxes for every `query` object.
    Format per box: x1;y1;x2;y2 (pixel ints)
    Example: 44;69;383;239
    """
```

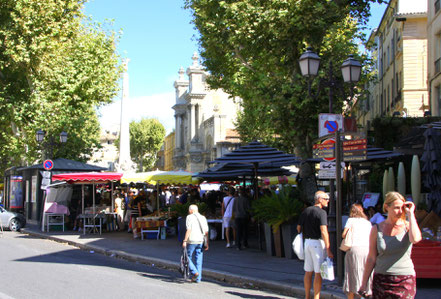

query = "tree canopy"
185;0;384;157
0;0;123;172
128;118;166;172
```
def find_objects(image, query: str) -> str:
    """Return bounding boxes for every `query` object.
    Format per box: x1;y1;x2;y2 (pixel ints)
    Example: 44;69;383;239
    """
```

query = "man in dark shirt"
297;190;333;299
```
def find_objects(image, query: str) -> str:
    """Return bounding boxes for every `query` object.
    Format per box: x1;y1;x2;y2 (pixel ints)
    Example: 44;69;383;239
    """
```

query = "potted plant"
170;202;208;242
253;186;303;258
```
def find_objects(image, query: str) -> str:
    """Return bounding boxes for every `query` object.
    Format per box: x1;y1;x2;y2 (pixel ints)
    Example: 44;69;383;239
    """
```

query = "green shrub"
252;186;303;233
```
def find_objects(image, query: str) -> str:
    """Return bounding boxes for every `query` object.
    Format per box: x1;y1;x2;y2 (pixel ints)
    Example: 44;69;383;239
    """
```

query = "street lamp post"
36;129;68;160
299;47;361;284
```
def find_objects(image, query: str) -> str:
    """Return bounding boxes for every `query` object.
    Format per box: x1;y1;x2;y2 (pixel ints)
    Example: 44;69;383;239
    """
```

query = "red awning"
52;172;123;183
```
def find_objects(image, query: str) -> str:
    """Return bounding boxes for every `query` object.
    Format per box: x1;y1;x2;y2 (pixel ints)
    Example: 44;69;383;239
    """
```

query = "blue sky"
86;0;387;134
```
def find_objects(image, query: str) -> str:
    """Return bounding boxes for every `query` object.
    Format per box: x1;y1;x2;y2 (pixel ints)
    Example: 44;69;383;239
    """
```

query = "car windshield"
0;206;4;212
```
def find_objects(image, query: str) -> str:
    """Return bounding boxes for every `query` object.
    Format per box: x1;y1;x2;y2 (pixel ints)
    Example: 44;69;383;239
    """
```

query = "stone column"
174;114;179;148
190;104;196;141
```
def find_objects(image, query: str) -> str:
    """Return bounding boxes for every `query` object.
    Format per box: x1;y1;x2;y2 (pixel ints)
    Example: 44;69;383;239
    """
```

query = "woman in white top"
222;187;236;248
342;204;372;299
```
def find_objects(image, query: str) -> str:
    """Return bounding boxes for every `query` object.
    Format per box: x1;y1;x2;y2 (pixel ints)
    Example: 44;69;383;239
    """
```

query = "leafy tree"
120;118;166;172
0;0;122;173
185;0;384;157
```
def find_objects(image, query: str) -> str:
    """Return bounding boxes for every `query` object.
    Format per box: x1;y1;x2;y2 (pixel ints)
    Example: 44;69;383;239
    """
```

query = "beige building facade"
172;53;241;173
164;132;175;171
428;0;441;115
356;0;428;129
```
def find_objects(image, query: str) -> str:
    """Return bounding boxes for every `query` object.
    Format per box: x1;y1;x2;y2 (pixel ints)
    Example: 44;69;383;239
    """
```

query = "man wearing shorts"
297;190;334;299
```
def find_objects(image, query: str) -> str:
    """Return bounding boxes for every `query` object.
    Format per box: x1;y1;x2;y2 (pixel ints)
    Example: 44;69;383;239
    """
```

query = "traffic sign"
342;139;367;146
319;114;343;137
343;144;367;151
321;138;336;161
43;159;54;170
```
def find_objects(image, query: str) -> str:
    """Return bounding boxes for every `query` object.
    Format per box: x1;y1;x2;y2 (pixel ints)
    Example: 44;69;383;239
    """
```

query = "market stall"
121;170;200;240
51;172;123;235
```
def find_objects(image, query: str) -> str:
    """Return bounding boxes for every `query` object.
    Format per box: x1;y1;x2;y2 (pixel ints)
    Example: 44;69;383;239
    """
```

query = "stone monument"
115;58;136;172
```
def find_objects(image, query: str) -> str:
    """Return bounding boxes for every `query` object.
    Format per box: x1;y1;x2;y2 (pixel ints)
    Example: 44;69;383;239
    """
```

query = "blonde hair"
384;192;406;219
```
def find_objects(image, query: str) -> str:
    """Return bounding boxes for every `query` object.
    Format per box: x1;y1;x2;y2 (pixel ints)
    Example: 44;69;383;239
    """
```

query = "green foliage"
371;117;441;150
185;0;383;157
170;201;208;218
115;118;166;172
252;186;303;233
0;0;123;172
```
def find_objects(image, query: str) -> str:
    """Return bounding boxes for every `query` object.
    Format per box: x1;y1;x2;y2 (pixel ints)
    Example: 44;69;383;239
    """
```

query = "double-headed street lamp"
299;47;361;284
299;47;361;113
36;129;68;160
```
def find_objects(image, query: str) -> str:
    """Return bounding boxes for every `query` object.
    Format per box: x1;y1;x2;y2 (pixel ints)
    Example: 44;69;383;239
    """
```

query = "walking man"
182;204;209;283
297;190;333;299
233;188;251;250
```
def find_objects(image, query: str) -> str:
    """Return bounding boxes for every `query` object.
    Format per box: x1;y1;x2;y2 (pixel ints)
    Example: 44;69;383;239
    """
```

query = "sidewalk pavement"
20;224;344;299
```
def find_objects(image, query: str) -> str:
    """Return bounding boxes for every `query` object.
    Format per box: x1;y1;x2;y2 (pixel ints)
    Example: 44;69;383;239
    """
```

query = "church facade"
172;53;241;173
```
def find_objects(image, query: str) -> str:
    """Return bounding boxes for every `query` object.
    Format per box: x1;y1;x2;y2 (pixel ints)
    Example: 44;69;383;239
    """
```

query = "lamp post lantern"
341;54;362;83
298;47;321;77
36;129;45;143
36;130;68;160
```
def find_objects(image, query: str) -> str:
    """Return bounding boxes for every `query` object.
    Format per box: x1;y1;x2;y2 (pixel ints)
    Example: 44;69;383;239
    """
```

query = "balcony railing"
436;58;441;74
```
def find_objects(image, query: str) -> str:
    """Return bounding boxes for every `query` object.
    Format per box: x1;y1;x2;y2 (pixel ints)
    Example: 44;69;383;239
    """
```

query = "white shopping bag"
320;257;335;281
292;233;304;260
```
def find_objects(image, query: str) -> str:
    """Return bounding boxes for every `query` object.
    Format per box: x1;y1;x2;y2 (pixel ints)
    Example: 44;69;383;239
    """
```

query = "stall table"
135;218;167;240
80;214;104;235
45;213;65;232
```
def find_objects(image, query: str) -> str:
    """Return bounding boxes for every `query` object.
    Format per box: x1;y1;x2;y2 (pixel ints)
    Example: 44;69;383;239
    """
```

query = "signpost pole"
335;130;343;285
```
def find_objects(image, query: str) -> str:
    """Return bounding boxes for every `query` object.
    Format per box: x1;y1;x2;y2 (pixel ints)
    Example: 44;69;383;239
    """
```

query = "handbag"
320;257;335;281
179;248;190;279
339;227;353;252
292;233;304;260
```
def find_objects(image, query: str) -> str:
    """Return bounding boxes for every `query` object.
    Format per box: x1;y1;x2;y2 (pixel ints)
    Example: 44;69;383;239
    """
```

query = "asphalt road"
0;231;298;299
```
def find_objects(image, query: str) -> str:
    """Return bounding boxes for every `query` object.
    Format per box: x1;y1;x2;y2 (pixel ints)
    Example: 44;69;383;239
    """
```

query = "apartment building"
357;0;428;129
428;0;441;115
163;132;175;171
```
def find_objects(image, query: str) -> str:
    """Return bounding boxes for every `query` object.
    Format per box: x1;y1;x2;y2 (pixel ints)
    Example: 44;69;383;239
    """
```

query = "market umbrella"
121;170;200;215
196;162;293;182
208;141;301;200
421;127;441;216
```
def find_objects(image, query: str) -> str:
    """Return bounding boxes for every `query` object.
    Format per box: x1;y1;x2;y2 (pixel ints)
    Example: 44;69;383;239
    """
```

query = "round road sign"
43;159;54;170
322;138;336;162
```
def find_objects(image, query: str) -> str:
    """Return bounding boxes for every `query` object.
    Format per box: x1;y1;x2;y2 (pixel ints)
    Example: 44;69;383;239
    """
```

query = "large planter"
263;222;275;256
273;227;284;258
281;222;297;259
177;216;187;242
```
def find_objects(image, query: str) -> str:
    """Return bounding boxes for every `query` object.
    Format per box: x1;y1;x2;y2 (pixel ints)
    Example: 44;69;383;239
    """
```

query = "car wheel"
9;218;22;232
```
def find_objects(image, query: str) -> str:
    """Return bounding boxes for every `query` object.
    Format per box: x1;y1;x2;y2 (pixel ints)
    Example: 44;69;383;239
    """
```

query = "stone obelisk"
116;58;136;172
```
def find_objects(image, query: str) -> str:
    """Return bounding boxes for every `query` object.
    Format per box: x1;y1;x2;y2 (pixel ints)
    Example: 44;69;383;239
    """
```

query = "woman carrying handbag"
342;204;372;298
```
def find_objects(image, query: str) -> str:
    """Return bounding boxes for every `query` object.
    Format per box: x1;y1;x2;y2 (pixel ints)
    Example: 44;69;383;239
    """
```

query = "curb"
20;229;345;299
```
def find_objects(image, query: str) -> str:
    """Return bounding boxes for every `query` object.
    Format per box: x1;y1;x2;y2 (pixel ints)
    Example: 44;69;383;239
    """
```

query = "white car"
0;206;26;231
